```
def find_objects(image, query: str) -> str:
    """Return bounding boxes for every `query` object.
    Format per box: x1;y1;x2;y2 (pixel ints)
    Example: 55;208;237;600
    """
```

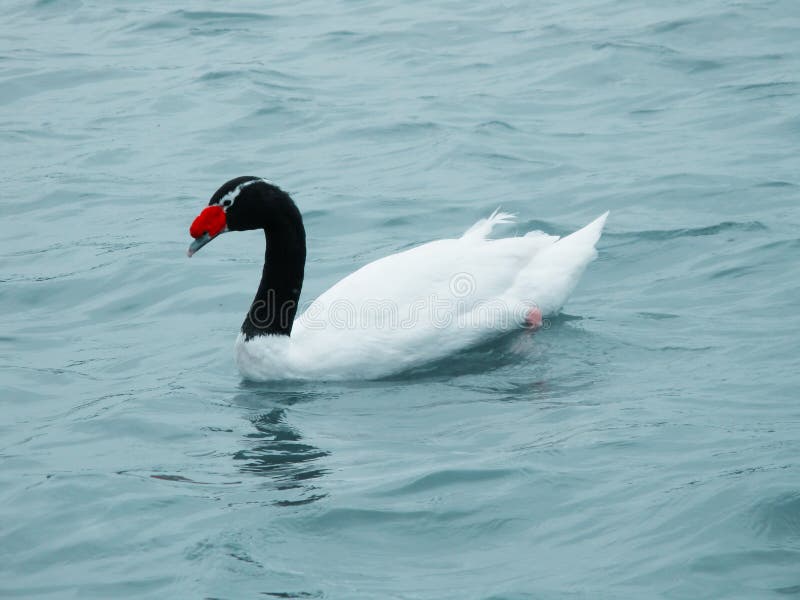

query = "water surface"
2;1;799;598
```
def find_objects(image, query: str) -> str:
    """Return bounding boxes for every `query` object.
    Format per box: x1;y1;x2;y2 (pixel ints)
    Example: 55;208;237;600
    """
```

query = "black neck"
241;196;306;340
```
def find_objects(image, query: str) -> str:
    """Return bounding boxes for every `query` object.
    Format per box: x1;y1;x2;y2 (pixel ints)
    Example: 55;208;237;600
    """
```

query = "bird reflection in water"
232;390;330;506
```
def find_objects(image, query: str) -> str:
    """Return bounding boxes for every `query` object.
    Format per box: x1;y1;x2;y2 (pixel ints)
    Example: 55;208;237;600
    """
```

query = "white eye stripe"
217;178;270;212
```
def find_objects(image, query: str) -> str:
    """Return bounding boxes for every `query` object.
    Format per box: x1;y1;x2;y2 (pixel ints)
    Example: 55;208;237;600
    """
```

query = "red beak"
188;205;226;257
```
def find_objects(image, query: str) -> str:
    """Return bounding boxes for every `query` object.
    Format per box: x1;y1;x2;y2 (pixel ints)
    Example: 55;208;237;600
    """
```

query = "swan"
187;176;608;380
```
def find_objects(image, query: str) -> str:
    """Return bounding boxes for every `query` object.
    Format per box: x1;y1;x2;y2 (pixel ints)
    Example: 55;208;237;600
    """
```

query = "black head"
208;176;267;233
188;176;302;256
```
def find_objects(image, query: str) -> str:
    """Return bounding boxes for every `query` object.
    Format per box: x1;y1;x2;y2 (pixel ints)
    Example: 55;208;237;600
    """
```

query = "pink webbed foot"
525;307;543;330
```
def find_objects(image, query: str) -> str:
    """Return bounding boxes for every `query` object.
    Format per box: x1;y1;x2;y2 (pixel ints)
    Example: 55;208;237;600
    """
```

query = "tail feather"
506;212;608;316
461;208;516;240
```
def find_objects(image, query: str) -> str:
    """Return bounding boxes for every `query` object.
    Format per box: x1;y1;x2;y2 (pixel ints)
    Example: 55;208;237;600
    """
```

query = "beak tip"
187;232;213;257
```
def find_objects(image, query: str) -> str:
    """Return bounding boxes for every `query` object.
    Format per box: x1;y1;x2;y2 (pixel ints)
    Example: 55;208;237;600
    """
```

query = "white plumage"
235;211;608;381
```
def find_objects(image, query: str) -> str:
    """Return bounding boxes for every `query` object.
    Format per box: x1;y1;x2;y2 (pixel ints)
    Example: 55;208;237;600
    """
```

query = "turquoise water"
2;1;799;597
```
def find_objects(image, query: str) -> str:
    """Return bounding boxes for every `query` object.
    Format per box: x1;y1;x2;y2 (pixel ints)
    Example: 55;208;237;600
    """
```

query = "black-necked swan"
187;176;608;380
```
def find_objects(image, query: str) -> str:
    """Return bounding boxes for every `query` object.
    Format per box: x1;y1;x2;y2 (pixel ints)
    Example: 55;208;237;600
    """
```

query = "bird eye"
223;200;232;207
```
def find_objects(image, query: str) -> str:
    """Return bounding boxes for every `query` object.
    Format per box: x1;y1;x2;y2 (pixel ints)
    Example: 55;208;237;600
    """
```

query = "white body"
236;211;608;380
